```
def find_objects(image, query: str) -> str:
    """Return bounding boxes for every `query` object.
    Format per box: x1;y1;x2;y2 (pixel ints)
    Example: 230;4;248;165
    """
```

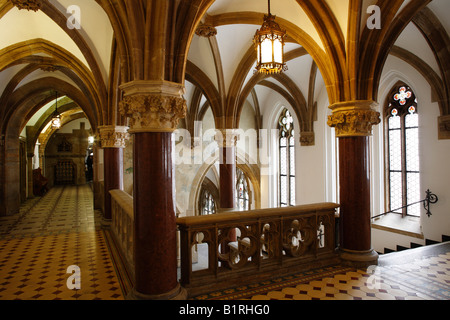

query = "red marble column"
133;132;179;297
328;101;381;267
103;148;123;221
99;126;128;225
219;146;236;210
119;81;187;300
219;145;237;250
338;137;371;252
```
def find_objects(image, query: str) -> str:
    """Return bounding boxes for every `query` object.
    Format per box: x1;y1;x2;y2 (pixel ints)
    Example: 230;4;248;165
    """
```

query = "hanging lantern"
254;0;287;74
51;92;61;129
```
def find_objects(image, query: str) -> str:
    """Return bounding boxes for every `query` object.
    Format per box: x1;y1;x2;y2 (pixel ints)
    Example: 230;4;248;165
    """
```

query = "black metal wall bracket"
372;189;438;219
423;189;438;218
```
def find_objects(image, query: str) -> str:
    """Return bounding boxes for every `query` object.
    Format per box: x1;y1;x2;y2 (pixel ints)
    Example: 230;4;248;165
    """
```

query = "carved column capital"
119;81;187;133
328;100;381;137
98;126;129;149
10;0;43;11
214;129;240;148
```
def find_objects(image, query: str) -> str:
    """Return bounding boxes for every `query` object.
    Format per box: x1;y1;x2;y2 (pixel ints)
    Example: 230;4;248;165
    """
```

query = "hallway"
0;185;124;300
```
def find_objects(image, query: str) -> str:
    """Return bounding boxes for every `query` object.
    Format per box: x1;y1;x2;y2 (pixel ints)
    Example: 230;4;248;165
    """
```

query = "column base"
127;283;187;300
339;248;379;268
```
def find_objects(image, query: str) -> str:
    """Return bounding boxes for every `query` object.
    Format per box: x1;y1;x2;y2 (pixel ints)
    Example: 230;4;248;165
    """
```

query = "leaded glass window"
386;85;421;217
278;108;296;207
201;189;216;215
236;168;249;211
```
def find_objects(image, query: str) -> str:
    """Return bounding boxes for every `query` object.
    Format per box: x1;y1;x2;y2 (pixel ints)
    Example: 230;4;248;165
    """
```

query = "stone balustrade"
110;189;134;275
177;203;340;297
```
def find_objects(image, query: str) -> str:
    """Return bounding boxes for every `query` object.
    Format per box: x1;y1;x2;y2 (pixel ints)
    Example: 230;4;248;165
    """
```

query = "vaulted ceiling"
0;0;448;143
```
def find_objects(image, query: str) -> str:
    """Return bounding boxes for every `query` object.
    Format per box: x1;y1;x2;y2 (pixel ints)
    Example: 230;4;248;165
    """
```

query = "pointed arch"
0;39;103;127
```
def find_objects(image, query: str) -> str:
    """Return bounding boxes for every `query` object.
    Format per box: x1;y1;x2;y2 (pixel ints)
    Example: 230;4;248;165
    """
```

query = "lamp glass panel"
273;38;283;64
261;38;273;64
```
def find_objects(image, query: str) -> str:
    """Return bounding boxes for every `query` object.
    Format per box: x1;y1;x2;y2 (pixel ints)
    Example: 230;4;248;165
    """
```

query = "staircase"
381;234;450;254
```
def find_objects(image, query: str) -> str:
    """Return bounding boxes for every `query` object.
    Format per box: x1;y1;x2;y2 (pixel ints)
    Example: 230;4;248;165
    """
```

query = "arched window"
278;108;296;207
386;85;421;217
200;189;216;215
236;168;249;211
199;177;219;216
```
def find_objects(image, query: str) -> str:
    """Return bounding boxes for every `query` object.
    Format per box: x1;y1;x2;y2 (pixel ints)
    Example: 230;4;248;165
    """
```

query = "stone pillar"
215;129;240;212
98;126;129;227
215;129;239;252
119;80;187;300
328;100;381;267
27;153;35;198
92;142;103;211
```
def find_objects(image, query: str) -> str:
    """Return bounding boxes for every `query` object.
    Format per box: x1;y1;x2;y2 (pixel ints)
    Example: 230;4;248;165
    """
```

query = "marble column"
215;129;240;211
98;126;129;227
119;80;187;300
215;129;240;252
328;100;381;268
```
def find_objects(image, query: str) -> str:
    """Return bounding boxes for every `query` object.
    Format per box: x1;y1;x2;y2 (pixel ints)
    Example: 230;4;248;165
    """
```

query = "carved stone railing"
110;189;134;276
177;203;340;297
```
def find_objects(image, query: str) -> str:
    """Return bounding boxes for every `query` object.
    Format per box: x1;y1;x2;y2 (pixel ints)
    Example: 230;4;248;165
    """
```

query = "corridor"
0;185;124;300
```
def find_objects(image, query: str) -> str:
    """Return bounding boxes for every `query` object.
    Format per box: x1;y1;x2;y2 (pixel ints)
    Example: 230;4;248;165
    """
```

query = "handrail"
177;202;340;297
372;189;438;219
177;202;339;226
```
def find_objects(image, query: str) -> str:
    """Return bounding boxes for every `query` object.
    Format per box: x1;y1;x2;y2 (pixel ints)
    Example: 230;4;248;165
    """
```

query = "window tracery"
386;85;421;217
278;108;296;207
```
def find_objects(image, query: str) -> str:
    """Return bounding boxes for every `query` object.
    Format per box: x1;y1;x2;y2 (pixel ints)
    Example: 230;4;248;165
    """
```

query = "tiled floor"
246;250;450;300
192;243;450;300
0;185;124;300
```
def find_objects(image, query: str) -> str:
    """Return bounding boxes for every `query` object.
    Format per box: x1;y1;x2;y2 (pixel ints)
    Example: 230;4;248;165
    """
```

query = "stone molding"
119;81;187;133
195;23;218;38
98;126;129;149
39;64;59;73
438;115;450;140
10;0;42;11
328;100;381;137
214;129;240;148
300;131;315;146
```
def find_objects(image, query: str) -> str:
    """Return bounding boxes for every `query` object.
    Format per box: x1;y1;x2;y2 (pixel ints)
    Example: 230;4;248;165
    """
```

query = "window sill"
371;213;424;239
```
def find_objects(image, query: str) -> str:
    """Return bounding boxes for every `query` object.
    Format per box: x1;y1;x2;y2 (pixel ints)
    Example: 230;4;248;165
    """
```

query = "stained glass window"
278;108;296;207
236;168;249;211
386;85;421;217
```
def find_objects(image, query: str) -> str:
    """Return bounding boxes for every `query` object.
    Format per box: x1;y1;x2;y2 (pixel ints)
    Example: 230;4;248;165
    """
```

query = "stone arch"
174;1;339;104
187;149;261;216
0;39;103;126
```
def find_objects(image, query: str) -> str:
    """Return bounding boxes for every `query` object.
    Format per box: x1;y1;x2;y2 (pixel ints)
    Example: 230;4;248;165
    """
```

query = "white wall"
372;55;450;252
258;84;332;208
295;87;333;205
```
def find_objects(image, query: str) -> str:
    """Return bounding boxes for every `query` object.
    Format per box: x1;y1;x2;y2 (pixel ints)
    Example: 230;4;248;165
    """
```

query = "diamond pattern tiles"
247;255;450;301
192;250;450;300
0;185;124;300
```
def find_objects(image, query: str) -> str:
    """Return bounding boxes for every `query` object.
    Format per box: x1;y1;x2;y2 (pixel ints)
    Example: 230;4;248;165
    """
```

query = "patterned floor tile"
192;249;450;300
0;185;124;300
